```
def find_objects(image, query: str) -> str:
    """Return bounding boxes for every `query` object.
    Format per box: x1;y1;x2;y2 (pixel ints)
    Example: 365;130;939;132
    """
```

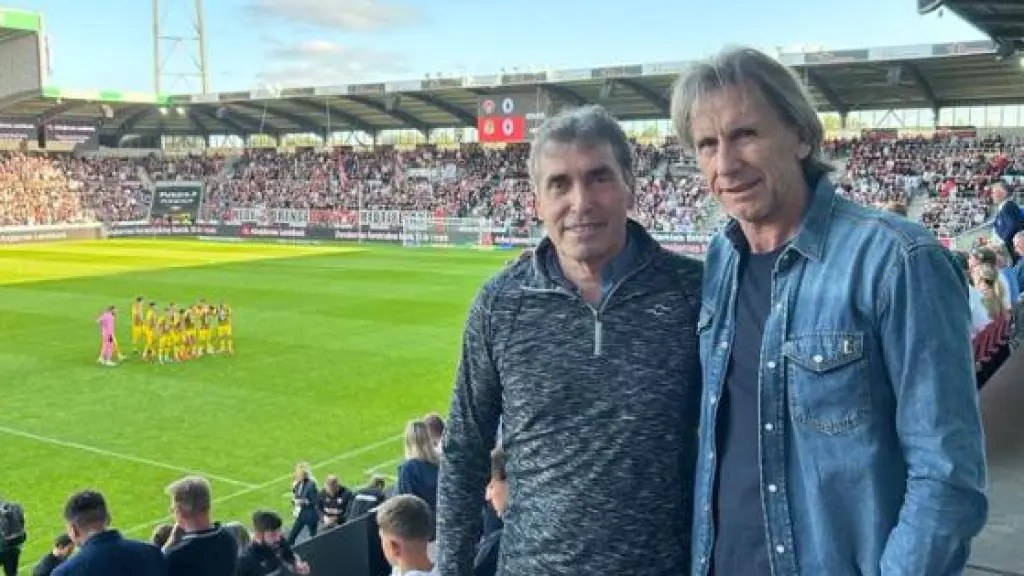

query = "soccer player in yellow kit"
142;302;158;361
216;302;234;355
157;308;171;364
198;304;214;356
130;297;145;353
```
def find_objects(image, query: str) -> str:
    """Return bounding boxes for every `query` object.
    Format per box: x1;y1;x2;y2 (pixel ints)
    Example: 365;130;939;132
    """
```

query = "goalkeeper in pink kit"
97;306;119;366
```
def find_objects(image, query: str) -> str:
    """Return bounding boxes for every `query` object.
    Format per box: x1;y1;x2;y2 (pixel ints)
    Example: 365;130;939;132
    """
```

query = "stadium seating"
3;134;1019;237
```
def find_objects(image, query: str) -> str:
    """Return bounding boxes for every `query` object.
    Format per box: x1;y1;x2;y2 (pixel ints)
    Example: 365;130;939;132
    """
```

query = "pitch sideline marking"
363;457;404;476
117;433;404;537
0;424;257;488
20;433;404;572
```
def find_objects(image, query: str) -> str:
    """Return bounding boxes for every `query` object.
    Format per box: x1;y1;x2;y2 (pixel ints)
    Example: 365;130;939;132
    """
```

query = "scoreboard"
476;94;549;144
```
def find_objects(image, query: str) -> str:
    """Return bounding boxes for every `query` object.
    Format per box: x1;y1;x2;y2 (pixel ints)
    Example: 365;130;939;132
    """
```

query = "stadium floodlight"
158;107;169;116
175;106;186;116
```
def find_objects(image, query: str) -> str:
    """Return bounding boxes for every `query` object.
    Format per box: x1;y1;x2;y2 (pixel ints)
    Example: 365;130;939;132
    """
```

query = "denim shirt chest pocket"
782;331;873;435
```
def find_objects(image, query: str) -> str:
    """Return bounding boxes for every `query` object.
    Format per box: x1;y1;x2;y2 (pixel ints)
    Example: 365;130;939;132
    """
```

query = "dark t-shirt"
32;553;65;576
236;542;296;576
712;246;782;576
164;524;237;576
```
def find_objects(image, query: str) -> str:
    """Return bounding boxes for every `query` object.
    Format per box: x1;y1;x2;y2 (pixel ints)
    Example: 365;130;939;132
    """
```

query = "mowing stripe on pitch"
0;424;258;488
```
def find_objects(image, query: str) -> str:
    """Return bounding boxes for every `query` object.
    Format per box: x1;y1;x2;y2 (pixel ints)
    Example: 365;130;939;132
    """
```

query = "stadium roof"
1;40;1023;141
920;1;1024;47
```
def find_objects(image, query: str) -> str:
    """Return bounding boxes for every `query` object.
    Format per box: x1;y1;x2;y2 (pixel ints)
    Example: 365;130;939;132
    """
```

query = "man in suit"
992;182;1023;265
53;490;166;576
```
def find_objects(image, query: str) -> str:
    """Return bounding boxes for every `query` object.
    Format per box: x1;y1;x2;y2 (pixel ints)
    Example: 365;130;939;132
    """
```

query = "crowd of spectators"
2;134;1024;239
0;413;470;576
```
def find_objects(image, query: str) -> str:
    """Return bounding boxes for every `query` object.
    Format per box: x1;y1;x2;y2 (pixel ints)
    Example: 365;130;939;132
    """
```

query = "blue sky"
3;0;986;94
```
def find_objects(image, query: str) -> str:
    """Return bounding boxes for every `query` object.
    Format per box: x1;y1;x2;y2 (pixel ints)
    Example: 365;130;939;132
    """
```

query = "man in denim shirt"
670;47;988;575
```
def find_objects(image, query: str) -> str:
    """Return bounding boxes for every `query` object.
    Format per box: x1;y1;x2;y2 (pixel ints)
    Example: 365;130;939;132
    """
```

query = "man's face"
992;185;1007;203
690;82;810;227
56;543;75;558
258;529;284;546
1014;236;1024;257
485;477;509;517
534;141;632;267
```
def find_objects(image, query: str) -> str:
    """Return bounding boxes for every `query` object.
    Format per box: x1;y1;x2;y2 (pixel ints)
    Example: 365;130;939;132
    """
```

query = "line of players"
130;297;235;363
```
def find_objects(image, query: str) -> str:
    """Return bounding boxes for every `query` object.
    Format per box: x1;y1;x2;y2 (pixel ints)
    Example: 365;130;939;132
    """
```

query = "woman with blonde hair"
287;461;320;546
973;263;1009;321
395;419;440;541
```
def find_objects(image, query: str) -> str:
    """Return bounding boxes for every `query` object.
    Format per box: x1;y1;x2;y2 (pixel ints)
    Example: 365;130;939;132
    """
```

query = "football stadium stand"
4;2;1024;572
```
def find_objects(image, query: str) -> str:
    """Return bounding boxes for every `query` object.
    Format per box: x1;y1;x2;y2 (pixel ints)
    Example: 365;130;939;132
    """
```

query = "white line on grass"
0;424;257;488
363;457;403;476
22;433;404;573
118;433;403;538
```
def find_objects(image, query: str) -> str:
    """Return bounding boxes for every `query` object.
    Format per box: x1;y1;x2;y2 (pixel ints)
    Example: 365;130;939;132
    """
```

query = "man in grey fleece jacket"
436;105;702;575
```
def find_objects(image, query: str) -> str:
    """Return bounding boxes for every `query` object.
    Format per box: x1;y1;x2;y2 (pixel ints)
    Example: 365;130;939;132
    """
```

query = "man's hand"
294;559;310;575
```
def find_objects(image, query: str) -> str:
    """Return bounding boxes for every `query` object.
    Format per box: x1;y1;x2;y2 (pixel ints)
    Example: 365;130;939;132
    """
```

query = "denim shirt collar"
537;219;647;298
722;172;836;262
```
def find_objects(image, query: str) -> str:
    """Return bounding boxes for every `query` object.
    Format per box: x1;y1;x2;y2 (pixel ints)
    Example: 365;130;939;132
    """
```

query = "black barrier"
105;222;713;255
292;512;389;576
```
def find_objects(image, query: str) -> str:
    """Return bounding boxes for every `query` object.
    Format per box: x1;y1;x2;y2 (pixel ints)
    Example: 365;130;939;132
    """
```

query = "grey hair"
527;104;635;190
670;46;833;176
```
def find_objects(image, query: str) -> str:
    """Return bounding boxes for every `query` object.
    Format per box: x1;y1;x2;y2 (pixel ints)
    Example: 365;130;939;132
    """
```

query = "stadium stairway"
137;165;154;189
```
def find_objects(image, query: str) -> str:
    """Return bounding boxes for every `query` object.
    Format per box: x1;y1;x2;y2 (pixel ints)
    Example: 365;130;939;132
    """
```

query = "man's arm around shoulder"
877;242;988;574
437;280;505;576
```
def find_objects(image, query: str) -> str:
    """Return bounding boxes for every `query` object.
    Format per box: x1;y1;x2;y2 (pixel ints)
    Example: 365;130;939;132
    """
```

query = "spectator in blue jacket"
395;420;440;539
53;490;167;576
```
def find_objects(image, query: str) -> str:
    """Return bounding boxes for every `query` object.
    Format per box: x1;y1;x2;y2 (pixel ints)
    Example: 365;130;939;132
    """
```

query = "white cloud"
255;40;412;87
246;0;421;32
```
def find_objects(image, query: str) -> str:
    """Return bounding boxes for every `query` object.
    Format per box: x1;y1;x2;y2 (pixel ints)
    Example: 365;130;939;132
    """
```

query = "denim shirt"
692;176;988;576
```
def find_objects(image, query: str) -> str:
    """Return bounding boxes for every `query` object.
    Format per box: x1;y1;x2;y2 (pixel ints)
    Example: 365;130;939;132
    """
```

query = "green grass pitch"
0;238;507;568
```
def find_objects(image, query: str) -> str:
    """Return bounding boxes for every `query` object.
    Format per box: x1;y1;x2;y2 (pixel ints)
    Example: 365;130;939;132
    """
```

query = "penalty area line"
0;424;258;489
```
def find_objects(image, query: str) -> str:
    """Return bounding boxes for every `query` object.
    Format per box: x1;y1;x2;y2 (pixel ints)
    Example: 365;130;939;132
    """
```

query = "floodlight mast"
152;0;210;94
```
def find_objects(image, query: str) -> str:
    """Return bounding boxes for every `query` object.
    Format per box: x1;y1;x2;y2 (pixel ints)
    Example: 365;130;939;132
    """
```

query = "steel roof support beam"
803;68;848;114
402;92;476;125
614;79;670;115
346;95;428;134
187;110;211;140
289;98;378;134
117;107;156;135
40;101;88;121
193;107;250;136
230;101;319;134
902;62;938;109
541;85;588;107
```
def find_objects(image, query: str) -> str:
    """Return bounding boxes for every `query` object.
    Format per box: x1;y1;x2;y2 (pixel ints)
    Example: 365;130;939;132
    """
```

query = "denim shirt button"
764;423;774;431
812;354;824;364
775;545;786;554
767;361;777;369
767;484;778;493
719;341;728;349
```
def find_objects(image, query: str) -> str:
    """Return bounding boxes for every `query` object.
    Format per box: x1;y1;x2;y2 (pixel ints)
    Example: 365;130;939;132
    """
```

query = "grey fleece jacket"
436;221;703;576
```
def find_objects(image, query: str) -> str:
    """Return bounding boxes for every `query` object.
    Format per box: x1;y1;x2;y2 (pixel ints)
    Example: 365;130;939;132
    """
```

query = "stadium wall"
0;222;102;244
103;220;712;257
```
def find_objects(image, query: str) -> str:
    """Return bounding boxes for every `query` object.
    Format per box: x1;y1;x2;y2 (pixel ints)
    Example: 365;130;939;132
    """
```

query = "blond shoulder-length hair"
404;420;440;466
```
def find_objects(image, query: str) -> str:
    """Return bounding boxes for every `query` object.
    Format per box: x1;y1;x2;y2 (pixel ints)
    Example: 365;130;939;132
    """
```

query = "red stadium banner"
935;126;977;139
478;115;527;143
